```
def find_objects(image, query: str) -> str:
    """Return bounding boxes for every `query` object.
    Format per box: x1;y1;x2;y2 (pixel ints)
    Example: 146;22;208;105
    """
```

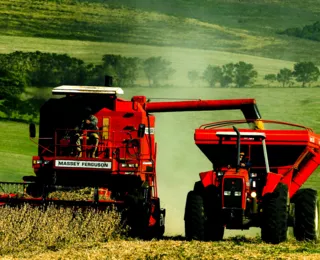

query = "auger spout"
146;98;264;130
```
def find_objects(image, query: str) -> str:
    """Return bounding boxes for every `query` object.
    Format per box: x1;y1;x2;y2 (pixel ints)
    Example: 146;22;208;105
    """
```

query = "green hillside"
0;0;320;63
0;120;36;181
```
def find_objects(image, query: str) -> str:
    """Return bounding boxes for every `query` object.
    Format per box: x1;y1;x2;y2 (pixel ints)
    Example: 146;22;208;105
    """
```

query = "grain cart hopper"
185;119;320;244
0;85;263;239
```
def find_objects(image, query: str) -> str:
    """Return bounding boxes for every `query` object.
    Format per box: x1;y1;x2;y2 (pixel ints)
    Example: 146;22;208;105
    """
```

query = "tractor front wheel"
184;190;205;240
204;185;225;241
261;182;288;244
293;188;320;241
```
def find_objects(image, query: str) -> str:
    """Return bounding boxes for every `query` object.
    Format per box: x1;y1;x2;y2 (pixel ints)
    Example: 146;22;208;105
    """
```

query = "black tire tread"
203;185;225;241
293;188;319;241
184;190;205;240
261;182;288;244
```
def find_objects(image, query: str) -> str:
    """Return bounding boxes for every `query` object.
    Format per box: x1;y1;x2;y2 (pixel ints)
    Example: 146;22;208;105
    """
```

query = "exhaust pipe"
233;126;241;172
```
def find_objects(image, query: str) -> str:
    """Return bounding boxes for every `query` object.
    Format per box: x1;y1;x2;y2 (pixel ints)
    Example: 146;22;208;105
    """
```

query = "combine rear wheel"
184;190;205;240
293;189;320;241
261;183;288;244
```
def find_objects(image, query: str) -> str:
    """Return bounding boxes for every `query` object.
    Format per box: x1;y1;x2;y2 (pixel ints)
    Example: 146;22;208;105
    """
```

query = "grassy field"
1;0;320;66
0;120;37;181
1;0;320;88
0;34;300;86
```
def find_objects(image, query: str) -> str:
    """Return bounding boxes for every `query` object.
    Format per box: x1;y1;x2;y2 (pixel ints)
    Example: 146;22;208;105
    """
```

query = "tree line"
0;51;175;120
0;51;319;121
279;21;320;42
1;51;319;97
0;51;175;98
189;61;320;88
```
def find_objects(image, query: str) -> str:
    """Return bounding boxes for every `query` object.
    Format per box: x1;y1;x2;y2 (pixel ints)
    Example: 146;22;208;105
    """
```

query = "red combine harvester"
185;119;320;243
0;84;263;239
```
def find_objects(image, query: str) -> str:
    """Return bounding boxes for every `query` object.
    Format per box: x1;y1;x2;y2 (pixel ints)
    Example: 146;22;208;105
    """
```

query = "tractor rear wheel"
261;182;288;244
293;188;320;241
184;190;205;240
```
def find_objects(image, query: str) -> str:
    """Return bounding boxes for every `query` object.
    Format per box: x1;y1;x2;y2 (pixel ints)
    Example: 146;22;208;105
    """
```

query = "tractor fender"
262;172;282;196
199;170;216;188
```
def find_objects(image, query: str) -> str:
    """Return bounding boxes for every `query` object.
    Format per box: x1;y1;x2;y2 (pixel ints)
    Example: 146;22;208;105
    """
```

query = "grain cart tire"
184;190;205;240
293;189;320;241
204;185;224;241
261;182;288;244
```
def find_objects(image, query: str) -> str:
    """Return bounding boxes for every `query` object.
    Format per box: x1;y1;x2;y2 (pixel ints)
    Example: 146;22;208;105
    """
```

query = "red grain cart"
185;119;320;243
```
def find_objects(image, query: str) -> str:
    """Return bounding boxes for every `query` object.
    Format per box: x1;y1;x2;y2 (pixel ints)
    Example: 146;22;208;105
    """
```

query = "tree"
0;69;26;99
102;54;141;87
202;65;222;87
293;62;320;87
264;74;277;86
143;57;175;87
276;69;292;87
187;70;200;86
221;63;235;87
233;62;257;88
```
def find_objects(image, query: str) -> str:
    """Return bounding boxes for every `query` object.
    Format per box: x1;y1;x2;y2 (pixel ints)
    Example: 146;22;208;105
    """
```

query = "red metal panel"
199;170;215;187
290;149;320;197
262;172;282;196
278;167;293;192
195;129;313;146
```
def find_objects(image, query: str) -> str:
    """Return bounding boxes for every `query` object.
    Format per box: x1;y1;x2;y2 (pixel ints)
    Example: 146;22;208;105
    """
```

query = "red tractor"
185;119;320;243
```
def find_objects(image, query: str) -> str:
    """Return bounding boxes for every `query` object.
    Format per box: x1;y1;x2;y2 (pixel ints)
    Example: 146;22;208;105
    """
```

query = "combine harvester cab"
0;85;165;239
185;119;320;243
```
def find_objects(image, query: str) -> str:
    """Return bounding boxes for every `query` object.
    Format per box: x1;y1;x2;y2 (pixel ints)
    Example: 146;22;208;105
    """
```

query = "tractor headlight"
224;191;231;196
234;191;242;196
251;191;257;198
